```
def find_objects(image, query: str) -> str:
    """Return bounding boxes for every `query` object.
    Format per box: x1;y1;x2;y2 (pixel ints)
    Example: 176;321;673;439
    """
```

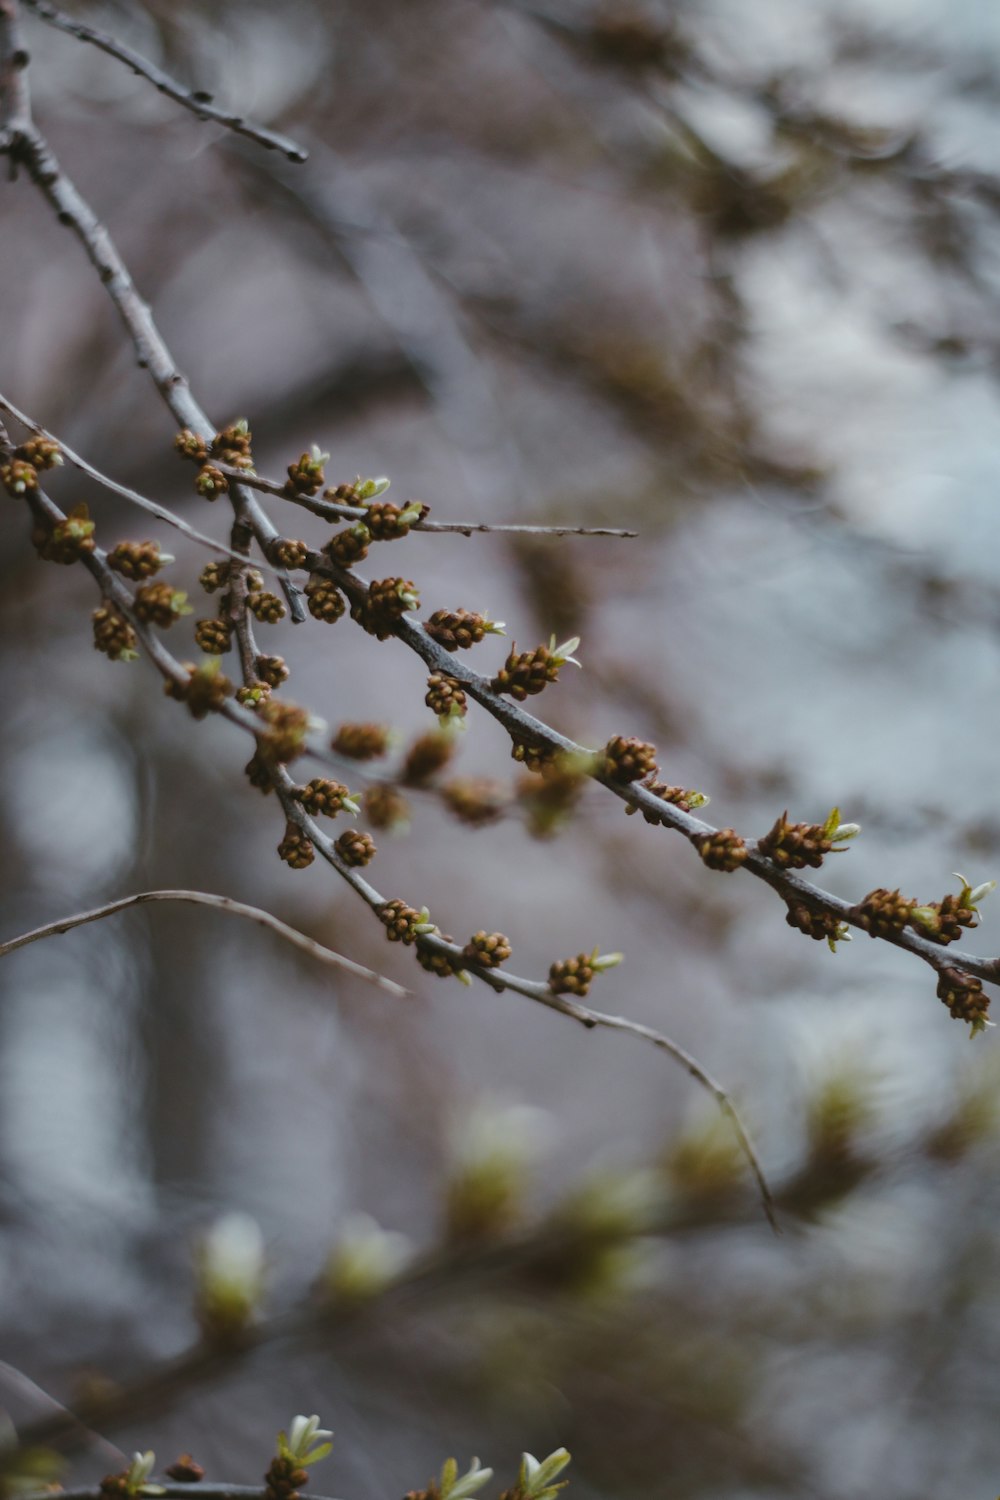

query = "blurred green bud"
0;1419;64;1498
321;1213;412;1304
665;1113;745;1203
194;1212;265;1342
445;1103;549;1244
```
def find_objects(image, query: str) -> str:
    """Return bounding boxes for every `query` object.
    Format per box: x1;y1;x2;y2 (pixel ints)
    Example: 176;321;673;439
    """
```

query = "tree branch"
19;0;308;162
0;889;408;997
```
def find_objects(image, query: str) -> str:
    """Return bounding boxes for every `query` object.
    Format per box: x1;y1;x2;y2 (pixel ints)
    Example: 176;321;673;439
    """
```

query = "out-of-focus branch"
0;0;29;148
19;0;308;162
0;889;408;997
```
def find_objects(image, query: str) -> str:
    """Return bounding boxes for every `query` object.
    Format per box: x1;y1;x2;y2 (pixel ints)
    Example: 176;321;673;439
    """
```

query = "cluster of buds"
364;499;426;540
785;902;852;952
549;947;623;997
16;435;62;471
164;658;233;719
134;581;191;628
268;537;309;570
423;608;505;652
277;822;314;870
294;778;359;817
425;671;467;722
32;503;96;564
625;775;709;823
758;807;860;871
351;576;420;638
256;653;289;688
257;699;314;763
415;931;463;980
194;616;232;655
334;828;376;867
237;681;270;707
936;968;991;1035
363;783;410;833
911;873;996;945
304;576;346;623
174;428;209;464
107;539;169;579
1;457;39;495
463;931;513;968
194;464;228;500
284;444;328;497
210;419;254;472
332;721;390;760
442;777;511;827
378;898;431;945
3;436;62;497
693;828;747;872
265;1416;333;1500
601;734;657;783
93;604;138;662
491;636;581;700
199;560;262;595
402;729;458;787
510;737;559;776
852;887;915;938
248;590;286;624
324;524;370;567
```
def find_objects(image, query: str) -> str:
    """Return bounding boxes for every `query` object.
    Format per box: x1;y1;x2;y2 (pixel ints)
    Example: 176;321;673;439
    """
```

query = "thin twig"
0;889;408;997
214;465;637;538
20;0;308;162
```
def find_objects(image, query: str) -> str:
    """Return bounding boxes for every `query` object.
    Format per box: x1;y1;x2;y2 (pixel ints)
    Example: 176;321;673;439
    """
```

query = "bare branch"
0;889;408;997
19;0;308;162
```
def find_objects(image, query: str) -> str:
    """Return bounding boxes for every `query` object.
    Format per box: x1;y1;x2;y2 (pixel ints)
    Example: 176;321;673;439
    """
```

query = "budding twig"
211;462;637;538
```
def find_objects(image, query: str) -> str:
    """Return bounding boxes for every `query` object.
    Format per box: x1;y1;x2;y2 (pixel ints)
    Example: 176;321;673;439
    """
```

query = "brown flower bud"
693;828;747;872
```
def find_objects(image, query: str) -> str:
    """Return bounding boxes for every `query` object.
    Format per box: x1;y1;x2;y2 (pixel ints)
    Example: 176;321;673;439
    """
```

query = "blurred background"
3;0;1000;1495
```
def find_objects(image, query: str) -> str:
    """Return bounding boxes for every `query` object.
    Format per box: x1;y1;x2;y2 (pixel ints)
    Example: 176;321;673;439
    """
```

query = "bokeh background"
3;0;1000;1495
